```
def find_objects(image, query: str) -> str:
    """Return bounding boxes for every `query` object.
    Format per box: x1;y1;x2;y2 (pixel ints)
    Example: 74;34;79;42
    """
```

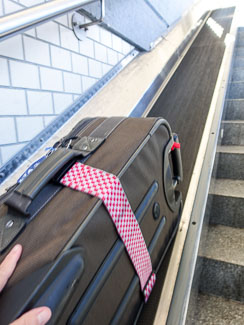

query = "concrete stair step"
203;224;244;266
199;224;244;301
224;99;244;120
221;121;244;145
235;47;244;56
231;68;244;82
189;293;244;325
236;41;244;49
236;30;244;48
199;257;244;302
217;145;244;154
213;152;244;180
209;178;244;198
233;57;244;68
227;82;244;99
207;193;244;228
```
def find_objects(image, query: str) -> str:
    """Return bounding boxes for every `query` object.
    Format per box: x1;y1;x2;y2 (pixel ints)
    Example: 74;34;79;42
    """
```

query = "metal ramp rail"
0;0;97;41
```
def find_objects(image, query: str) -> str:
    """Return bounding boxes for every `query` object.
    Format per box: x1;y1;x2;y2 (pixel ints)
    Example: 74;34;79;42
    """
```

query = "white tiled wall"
0;0;134;166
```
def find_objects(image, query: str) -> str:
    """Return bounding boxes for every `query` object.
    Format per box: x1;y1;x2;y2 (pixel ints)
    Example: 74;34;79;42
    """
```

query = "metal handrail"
0;0;97;41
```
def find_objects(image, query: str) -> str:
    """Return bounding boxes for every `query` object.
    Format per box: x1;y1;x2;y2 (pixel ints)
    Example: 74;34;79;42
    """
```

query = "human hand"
0;244;52;325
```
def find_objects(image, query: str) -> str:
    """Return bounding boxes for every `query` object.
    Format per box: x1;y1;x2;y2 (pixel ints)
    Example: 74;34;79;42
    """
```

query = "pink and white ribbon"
61;162;156;302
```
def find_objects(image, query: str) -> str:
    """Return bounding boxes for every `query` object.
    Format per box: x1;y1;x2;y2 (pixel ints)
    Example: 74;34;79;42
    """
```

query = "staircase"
188;27;244;324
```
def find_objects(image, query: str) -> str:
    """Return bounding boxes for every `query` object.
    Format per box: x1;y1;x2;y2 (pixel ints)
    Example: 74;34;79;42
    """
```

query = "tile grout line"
0;50;115;76
13;116;19;143
51;93;55;114
6;59;12;86
24;89;30;115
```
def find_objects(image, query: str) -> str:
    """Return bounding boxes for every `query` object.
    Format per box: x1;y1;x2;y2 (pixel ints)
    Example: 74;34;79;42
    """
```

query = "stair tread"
209;179;244;198
217;145;244;154
192;293;244;325
208;194;244;229
222;120;244;124
203;224;244;266
226;98;244;101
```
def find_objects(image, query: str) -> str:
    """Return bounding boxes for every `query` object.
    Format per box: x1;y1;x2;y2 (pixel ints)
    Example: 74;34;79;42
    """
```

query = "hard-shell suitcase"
0;117;183;324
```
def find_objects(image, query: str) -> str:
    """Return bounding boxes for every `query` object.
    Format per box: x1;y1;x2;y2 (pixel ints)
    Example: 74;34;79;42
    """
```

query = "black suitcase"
0;117;183;324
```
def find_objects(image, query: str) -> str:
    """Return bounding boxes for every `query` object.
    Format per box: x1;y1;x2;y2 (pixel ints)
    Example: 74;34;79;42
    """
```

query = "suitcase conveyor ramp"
0;4;240;325
147;7;234;202
137;7;238;325
185;27;244;325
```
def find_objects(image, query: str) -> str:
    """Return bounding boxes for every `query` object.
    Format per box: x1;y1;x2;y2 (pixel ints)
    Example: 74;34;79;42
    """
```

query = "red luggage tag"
61;162;156;302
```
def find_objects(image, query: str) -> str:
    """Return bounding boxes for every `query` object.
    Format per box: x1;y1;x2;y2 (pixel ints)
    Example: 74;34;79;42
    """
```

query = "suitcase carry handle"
5;117;126;216
11;248;84;325
5;148;90;215
0;118;126;253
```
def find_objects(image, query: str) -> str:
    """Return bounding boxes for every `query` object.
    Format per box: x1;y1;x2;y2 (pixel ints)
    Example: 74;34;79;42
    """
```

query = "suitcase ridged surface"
0;117;182;324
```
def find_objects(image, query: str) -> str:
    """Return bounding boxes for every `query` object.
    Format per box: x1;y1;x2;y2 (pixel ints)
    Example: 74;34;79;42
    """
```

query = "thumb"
10;307;52;325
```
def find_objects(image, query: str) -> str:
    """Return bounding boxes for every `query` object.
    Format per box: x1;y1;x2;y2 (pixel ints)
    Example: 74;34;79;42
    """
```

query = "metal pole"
0;0;97;41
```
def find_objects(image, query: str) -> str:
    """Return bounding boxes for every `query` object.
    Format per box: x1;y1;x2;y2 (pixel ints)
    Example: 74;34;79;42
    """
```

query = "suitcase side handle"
171;134;183;184
163;135;183;212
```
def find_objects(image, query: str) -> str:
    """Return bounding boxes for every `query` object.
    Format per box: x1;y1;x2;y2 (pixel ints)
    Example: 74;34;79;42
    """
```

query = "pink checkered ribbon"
61;162;156;302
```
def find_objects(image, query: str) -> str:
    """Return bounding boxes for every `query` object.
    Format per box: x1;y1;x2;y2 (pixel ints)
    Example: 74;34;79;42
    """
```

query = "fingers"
0;246;52;324
10;307;52;325
0;244;22;292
